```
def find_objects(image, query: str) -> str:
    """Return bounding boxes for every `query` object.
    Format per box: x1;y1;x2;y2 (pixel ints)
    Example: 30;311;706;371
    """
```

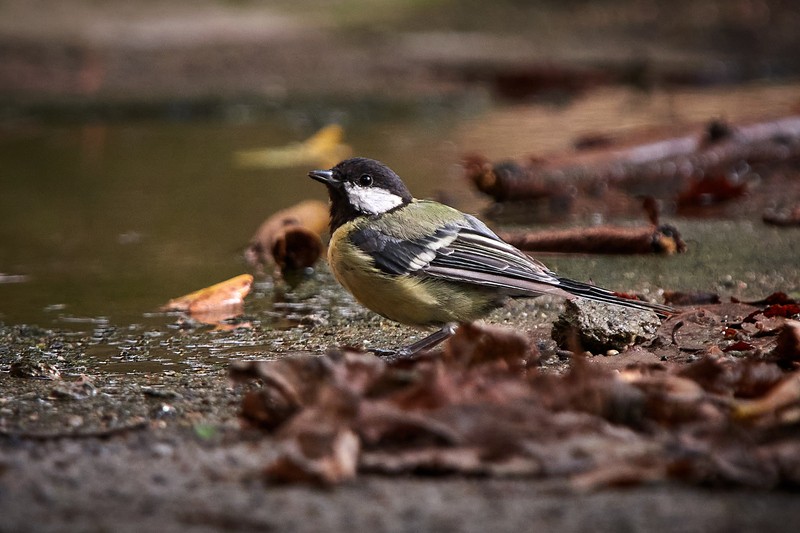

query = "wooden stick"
498;224;686;255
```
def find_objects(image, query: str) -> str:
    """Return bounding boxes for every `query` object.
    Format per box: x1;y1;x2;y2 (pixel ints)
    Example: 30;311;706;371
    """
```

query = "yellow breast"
327;223;496;327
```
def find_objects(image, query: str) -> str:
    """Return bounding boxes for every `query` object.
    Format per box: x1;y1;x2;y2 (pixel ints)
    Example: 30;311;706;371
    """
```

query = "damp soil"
3;257;800;532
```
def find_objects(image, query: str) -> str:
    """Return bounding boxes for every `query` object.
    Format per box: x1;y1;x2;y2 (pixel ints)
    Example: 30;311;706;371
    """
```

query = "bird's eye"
358;174;373;187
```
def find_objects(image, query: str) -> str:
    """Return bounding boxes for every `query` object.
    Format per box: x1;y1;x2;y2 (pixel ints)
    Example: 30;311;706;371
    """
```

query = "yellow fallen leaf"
161;274;254;314
235;124;351;170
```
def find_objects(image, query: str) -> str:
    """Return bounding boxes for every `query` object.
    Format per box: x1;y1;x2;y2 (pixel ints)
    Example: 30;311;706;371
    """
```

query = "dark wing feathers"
350;214;560;287
349;212;673;316
422;223;570;298
350;224;458;276
554;276;675;316
429;214;559;283
439;231;555;280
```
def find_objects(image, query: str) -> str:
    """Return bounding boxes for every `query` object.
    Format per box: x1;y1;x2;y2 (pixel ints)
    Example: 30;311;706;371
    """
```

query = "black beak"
308;169;338;187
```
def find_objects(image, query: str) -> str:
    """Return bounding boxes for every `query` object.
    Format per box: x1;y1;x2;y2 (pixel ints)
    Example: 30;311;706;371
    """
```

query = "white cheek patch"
344;182;404;215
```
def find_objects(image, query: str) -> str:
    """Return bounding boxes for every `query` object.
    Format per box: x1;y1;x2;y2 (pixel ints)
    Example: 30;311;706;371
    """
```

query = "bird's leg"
400;323;458;356
369;323;458;360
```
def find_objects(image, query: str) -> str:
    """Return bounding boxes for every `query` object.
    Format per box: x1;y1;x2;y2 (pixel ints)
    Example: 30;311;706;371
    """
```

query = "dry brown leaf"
734;370;800;420
360;447;542;477
232;352;385;430
263;383;361;486
161;274;253;316
234;314;800;488
667;305;756;352
769;319;800;369
571;460;666;491
357;400;463;447
759;440;800;485
443;321;537;369
264;428;360;486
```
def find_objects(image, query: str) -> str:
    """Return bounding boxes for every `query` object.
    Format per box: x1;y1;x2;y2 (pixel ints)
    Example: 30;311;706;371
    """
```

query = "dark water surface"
0;104;465;329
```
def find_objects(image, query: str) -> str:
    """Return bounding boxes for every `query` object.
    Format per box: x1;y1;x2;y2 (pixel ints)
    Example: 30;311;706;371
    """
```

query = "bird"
309;157;673;357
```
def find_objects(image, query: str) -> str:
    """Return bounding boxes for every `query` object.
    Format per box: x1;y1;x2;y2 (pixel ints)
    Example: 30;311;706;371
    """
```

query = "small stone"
151;442;175;458
606;349;620;356
556;349;573;361
9;359;60;380
552;299;661;353
141;386;181;399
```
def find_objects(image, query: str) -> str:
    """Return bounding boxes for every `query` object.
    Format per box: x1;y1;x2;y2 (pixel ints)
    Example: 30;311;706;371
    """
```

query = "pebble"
552;299;661;352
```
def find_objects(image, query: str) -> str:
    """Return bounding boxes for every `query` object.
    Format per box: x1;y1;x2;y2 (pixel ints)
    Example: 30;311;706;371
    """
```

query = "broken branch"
466;116;800;203
498;224;686;255
245;200;329;275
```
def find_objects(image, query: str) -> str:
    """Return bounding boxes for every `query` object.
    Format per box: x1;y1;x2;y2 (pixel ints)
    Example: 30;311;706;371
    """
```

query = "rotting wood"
498;224;686;255
465;116;800;202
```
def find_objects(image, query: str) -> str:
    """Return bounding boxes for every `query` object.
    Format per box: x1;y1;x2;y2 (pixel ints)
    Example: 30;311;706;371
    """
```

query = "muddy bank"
3;279;800;531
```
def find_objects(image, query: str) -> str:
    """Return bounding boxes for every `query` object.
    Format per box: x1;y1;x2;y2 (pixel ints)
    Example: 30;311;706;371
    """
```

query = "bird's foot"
367;323;458;361
367;347;412;359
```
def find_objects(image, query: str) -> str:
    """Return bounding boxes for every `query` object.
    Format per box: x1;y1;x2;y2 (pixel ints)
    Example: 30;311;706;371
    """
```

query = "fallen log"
466;116;800;202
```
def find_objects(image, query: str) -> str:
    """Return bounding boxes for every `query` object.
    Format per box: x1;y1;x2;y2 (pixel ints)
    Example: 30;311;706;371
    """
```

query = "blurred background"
1;0;799;333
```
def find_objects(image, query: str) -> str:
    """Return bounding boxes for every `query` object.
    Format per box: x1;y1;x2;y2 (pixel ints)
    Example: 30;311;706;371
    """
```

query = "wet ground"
2;1;800;531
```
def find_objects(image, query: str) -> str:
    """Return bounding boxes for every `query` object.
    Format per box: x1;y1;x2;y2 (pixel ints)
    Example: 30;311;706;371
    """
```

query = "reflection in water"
0;103;462;329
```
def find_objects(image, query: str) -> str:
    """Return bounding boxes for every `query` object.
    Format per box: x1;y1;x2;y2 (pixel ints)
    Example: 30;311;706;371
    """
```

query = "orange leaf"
161;274;253;314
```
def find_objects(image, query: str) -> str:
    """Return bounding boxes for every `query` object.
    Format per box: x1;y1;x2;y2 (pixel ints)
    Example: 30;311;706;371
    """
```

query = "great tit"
309;157;673;357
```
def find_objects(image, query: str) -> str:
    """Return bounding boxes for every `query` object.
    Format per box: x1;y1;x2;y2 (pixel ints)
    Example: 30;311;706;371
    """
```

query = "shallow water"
0;103;466;328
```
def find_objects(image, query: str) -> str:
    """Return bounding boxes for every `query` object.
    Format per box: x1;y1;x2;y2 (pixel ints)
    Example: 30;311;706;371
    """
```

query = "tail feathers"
556;276;675;317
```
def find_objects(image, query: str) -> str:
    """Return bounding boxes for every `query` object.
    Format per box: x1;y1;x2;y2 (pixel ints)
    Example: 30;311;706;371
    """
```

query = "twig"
498;224;686;255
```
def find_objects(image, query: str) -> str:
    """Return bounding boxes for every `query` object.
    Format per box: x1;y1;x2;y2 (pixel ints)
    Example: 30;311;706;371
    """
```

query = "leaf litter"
174;112;800;488
230;296;800;489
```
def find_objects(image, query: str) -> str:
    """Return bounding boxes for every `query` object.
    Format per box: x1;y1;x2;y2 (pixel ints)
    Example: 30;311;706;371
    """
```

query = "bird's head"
309;157;413;231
